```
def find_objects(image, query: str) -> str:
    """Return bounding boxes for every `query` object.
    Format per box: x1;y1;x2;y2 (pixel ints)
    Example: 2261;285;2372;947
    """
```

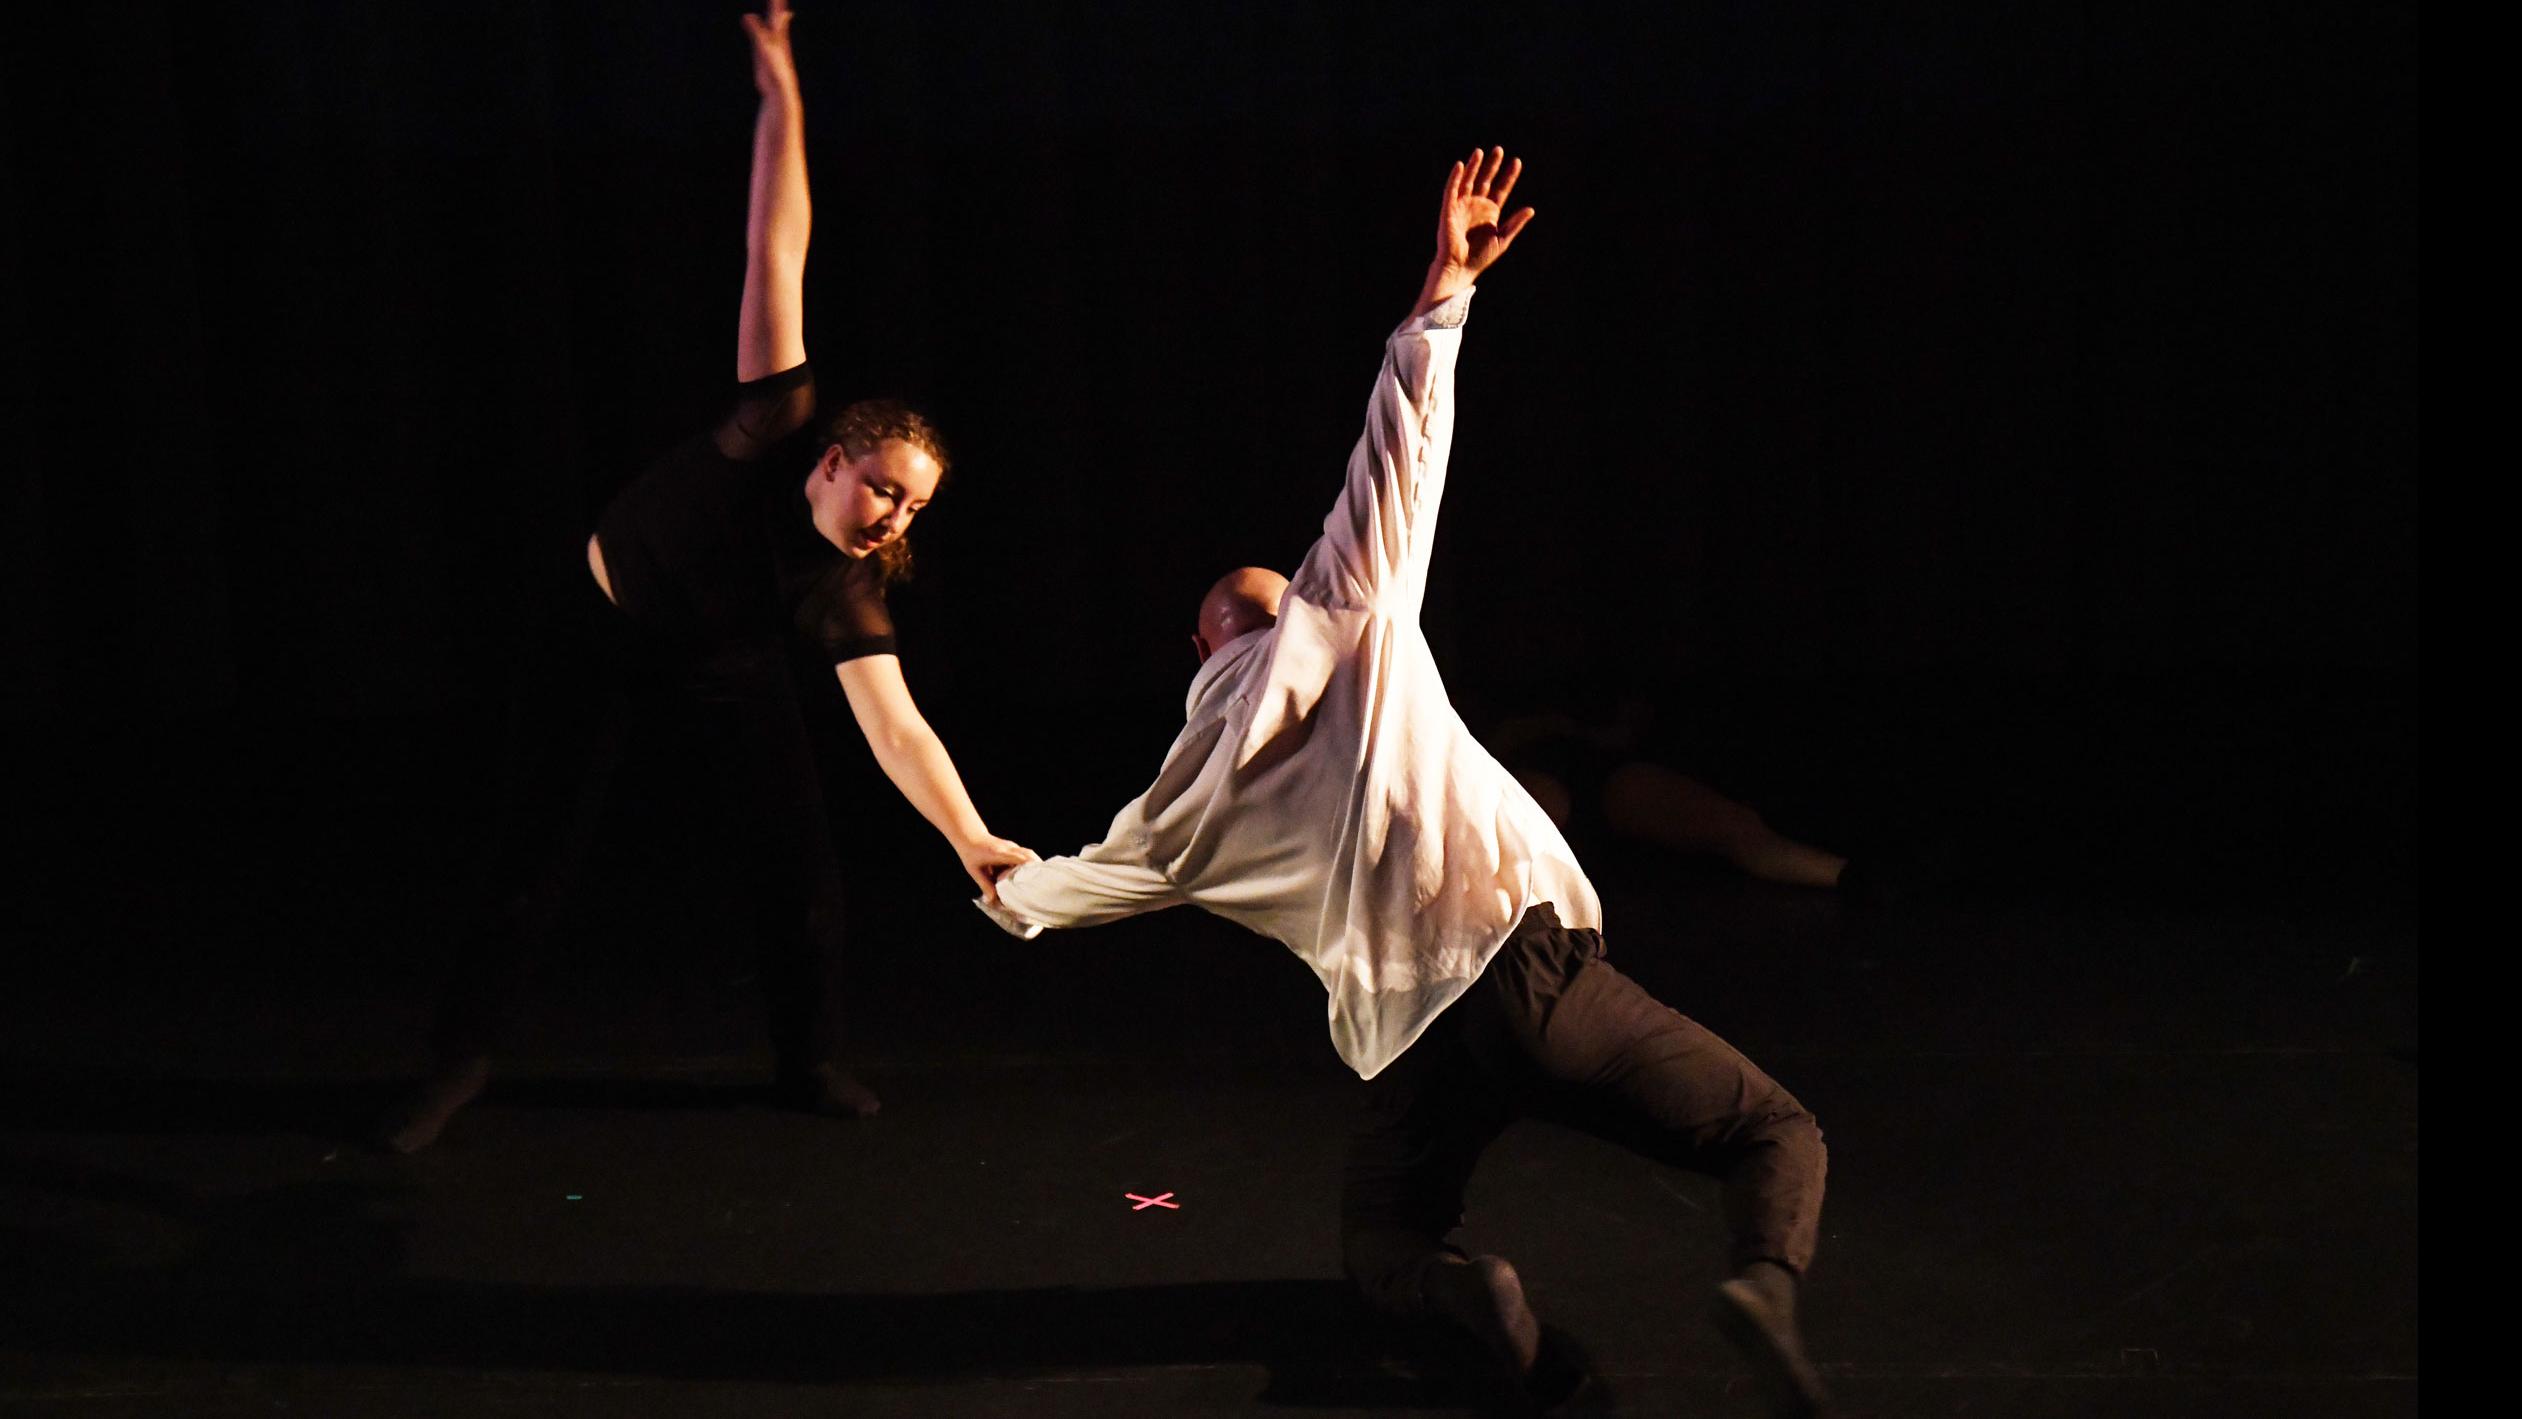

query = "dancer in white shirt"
983;149;1831;1417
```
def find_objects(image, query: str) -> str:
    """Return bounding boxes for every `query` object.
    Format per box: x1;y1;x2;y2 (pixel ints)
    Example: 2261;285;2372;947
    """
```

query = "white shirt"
981;289;1602;1080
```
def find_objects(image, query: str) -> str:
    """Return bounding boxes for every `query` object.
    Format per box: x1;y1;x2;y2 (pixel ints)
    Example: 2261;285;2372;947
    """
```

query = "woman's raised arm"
736;0;810;382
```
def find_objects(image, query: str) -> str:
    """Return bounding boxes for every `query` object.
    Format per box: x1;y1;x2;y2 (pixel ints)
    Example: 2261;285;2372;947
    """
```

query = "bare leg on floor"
1601;761;1846;890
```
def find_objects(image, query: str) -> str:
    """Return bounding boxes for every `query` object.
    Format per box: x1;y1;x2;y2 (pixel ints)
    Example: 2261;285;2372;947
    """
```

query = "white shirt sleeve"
974;849;1180;939
1286;289;1473;621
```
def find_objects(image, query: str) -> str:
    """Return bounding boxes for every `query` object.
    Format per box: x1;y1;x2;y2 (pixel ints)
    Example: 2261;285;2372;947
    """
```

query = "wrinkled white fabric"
981;288;1600;1080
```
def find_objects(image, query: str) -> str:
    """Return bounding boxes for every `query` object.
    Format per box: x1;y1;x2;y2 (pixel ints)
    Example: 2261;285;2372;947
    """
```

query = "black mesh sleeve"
713;362;818;462
796;558;899;665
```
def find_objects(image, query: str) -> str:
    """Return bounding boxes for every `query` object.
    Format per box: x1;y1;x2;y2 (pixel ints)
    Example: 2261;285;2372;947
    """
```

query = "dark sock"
1421;1253;1543;1382
1739;1258;1799;1316
1714;1260;1830;1418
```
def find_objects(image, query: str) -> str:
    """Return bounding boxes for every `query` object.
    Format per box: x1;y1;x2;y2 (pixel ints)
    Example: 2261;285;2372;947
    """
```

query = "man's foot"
1712;1261;1831;1418
372;1055;491;1155
1423;1253;1543;1384
780;1062;881;1119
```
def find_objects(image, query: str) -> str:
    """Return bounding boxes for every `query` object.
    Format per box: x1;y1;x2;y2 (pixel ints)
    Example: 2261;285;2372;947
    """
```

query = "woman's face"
817;439;943;557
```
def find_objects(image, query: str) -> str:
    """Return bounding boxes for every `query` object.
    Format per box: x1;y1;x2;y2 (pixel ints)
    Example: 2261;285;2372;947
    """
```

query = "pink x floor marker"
1125;1191;1179;1211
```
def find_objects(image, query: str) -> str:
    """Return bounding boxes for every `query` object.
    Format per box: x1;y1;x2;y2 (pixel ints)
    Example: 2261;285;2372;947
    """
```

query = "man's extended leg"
1470;905;1830;1416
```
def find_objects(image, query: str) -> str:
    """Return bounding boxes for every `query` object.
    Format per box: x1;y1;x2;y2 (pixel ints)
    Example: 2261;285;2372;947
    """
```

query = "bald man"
982;151;1831;1416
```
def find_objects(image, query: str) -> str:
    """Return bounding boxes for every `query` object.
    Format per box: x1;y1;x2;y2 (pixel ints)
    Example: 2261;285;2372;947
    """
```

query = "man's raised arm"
1289;149;1536;620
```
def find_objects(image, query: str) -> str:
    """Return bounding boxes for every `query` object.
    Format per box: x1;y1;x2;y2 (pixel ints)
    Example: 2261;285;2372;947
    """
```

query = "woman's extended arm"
835;655;1036;902
737;0;810;382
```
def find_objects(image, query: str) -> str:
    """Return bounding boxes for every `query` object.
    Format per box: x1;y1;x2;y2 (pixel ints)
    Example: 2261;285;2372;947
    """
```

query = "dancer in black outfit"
379;0;1032;1153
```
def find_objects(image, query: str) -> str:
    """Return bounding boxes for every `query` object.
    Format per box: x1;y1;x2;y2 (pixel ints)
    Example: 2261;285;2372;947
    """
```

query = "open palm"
1420;147;1535;313
1438;148;1534;276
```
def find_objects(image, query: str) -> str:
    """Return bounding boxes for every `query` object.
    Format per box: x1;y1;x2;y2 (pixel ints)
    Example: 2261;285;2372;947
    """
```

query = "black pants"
430;573;851;1075
1341;903;1826;1322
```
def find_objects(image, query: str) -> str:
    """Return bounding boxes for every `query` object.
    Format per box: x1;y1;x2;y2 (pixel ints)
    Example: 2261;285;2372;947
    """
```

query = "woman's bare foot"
373;1054;491;1154
781;1062;881;1119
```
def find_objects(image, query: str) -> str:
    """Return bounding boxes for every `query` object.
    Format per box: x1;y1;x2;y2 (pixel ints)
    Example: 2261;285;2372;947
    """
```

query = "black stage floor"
1;834;2416;1419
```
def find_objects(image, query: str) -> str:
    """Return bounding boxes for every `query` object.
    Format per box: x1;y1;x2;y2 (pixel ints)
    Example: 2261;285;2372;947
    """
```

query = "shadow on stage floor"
2;1145;1483;1407
0;1075;806;1143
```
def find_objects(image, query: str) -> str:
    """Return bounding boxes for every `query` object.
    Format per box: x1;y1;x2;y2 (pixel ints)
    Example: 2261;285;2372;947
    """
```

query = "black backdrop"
4;1;2419;913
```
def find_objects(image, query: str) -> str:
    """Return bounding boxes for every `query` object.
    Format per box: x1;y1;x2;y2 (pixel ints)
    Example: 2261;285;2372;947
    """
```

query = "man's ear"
1191;633;1212;665
819;444;849;480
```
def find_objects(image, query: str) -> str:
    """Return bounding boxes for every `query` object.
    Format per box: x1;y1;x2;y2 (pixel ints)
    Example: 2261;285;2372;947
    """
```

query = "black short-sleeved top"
594;363;897;676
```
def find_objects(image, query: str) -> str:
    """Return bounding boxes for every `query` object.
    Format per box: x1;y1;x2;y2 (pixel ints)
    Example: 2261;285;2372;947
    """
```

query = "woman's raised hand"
740;0;801;101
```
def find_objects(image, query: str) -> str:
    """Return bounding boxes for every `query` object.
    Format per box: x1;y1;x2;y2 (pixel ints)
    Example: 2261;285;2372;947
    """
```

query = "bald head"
1193;567;1289;663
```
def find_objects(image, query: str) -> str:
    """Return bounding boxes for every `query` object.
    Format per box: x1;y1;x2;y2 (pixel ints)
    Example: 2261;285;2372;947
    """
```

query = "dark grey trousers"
1341;903;1826;1321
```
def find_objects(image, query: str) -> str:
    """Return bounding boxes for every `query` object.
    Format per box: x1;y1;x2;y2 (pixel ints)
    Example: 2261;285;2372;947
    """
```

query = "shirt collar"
1186;626;1271;718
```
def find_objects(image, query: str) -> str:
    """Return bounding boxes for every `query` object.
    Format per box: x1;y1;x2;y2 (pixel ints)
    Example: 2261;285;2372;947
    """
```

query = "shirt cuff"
973;896;1044;940
1400;287;1474;334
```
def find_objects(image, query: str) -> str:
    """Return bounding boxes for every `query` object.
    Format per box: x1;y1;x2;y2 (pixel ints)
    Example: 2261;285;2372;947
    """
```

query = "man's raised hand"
1417;146;1535;315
